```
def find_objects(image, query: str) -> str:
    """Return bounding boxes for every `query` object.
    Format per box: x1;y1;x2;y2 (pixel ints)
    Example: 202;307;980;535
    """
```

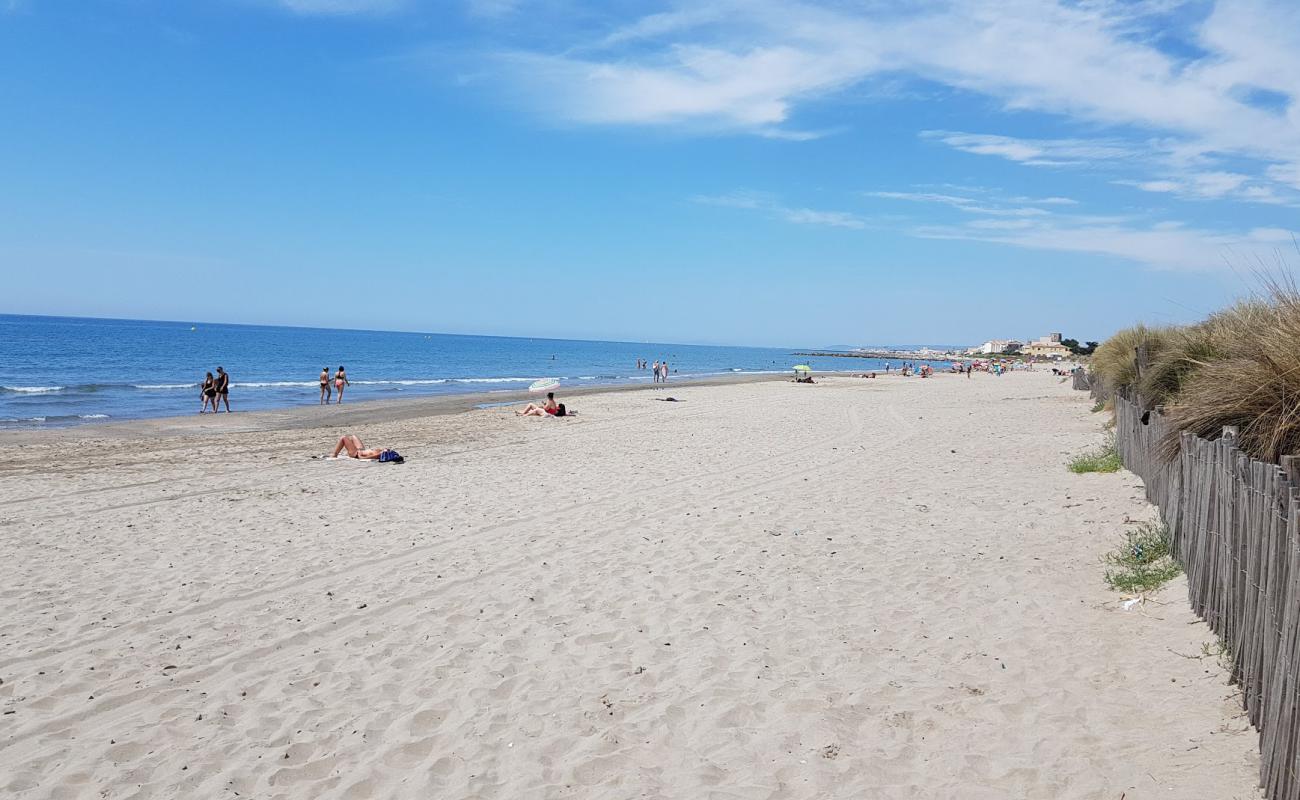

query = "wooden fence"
1071;367;1092;392
1112;393;1300;799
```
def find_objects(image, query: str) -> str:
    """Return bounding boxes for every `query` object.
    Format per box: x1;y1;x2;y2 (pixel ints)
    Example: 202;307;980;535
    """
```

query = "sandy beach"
0;371;1262;798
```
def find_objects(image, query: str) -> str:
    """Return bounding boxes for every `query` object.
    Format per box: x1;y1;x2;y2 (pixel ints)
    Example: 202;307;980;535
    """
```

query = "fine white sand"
0;372;1261;798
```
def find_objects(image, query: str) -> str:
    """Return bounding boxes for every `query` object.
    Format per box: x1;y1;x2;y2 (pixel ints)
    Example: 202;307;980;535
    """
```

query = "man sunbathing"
331;434;386;460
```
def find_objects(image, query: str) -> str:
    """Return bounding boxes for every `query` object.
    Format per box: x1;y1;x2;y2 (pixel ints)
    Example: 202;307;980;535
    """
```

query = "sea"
0;314;944;427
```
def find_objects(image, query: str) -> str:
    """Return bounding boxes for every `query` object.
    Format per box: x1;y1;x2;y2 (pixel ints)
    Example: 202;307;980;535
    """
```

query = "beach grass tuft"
1090;324;1169;397
1158;286;1300;463
1090;399;1106;413
1104;521;1182;593
1092;279;1300;464
1068;436;1122;473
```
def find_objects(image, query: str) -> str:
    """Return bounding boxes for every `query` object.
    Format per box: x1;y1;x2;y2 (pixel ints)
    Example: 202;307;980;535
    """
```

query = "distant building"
967;339;1023;355
1022;333;1072;358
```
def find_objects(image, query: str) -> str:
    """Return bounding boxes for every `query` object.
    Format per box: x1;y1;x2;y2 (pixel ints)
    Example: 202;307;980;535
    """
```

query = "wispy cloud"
465;0;521;18
921;131;1139;167
914;219;1295;272
863;189;1062;217
467;0;1300;199
870;185;1296;270
693;190;866;229
275;0;405;15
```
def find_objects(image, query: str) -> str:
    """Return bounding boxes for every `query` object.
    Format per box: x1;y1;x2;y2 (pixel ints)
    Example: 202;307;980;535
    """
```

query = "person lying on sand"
517;402;574;417
331;434;387;460
518;392;562;416
518;392;557;414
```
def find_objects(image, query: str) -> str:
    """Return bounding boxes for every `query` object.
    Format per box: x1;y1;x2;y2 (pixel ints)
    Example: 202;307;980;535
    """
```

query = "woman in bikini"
320;367;332;405
517;392;559;416
334;366;349;404
330;434;386;460
199;372;216;413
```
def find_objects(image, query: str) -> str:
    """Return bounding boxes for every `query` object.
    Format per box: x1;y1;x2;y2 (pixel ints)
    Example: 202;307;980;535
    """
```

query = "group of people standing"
319;366;350;404
199;367;230;413
639;359;670;383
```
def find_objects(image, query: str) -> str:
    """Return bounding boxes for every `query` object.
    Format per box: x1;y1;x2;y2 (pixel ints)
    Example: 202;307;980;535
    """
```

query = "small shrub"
1105;522;1182;593
1090;399;1106;413
1068;436;1122;473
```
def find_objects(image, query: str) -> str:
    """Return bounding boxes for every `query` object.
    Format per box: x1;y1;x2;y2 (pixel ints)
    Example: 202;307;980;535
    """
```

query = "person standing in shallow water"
320;367;332;404
334;366;349;404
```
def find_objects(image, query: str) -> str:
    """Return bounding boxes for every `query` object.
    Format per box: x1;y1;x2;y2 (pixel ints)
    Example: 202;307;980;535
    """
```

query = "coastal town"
796;332;1092;362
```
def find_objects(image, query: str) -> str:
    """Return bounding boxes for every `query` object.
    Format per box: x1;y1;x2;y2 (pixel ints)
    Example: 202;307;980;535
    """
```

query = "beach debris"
821;744;840;759
1121;596;1145;611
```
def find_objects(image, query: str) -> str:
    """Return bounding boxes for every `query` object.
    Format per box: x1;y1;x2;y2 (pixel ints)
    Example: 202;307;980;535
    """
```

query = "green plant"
1104;521;1182;593
1068;436;1122;473
1090;399;1106;413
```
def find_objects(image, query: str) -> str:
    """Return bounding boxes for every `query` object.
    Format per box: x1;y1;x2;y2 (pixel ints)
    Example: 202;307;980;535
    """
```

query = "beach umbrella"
793;365;812;372
529;378;561;393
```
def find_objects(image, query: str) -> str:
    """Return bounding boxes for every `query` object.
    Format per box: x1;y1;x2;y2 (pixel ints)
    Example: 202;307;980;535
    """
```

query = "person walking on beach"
320;367;332;404
652;360;660;383
200;372;216;413
334;366;349;404
660;360;669;384
214;366;230;412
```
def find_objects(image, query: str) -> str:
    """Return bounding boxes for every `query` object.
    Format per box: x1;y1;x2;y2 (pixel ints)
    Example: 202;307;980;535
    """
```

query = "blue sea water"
0;315;934;427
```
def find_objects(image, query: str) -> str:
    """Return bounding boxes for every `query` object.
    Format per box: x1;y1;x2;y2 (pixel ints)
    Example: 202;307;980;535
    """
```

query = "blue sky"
2;0;1297;347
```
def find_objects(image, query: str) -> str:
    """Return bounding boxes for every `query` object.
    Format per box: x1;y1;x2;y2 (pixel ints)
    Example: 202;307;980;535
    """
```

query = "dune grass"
1160;289;1300;463
1090;324;1169;398
1104;521;1182;593
1092;281;1300;464
1068;436;1122;474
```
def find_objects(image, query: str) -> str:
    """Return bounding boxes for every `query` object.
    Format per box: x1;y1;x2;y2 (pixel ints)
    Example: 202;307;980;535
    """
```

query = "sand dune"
0;373;1260;798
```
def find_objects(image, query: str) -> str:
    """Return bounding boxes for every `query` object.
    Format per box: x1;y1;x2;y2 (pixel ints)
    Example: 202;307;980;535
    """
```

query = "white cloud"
1269;164;1300;191
473;0;1300;198
870;186;1295;270
277;0;404;14
1112;170;1294;203
921;131;1138;166
1130;180;1183;193
863;190;1049;217
466;0;521;18
779;208;865;229
914;218;1292;271
693;191;865;228
707;182;1293;269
